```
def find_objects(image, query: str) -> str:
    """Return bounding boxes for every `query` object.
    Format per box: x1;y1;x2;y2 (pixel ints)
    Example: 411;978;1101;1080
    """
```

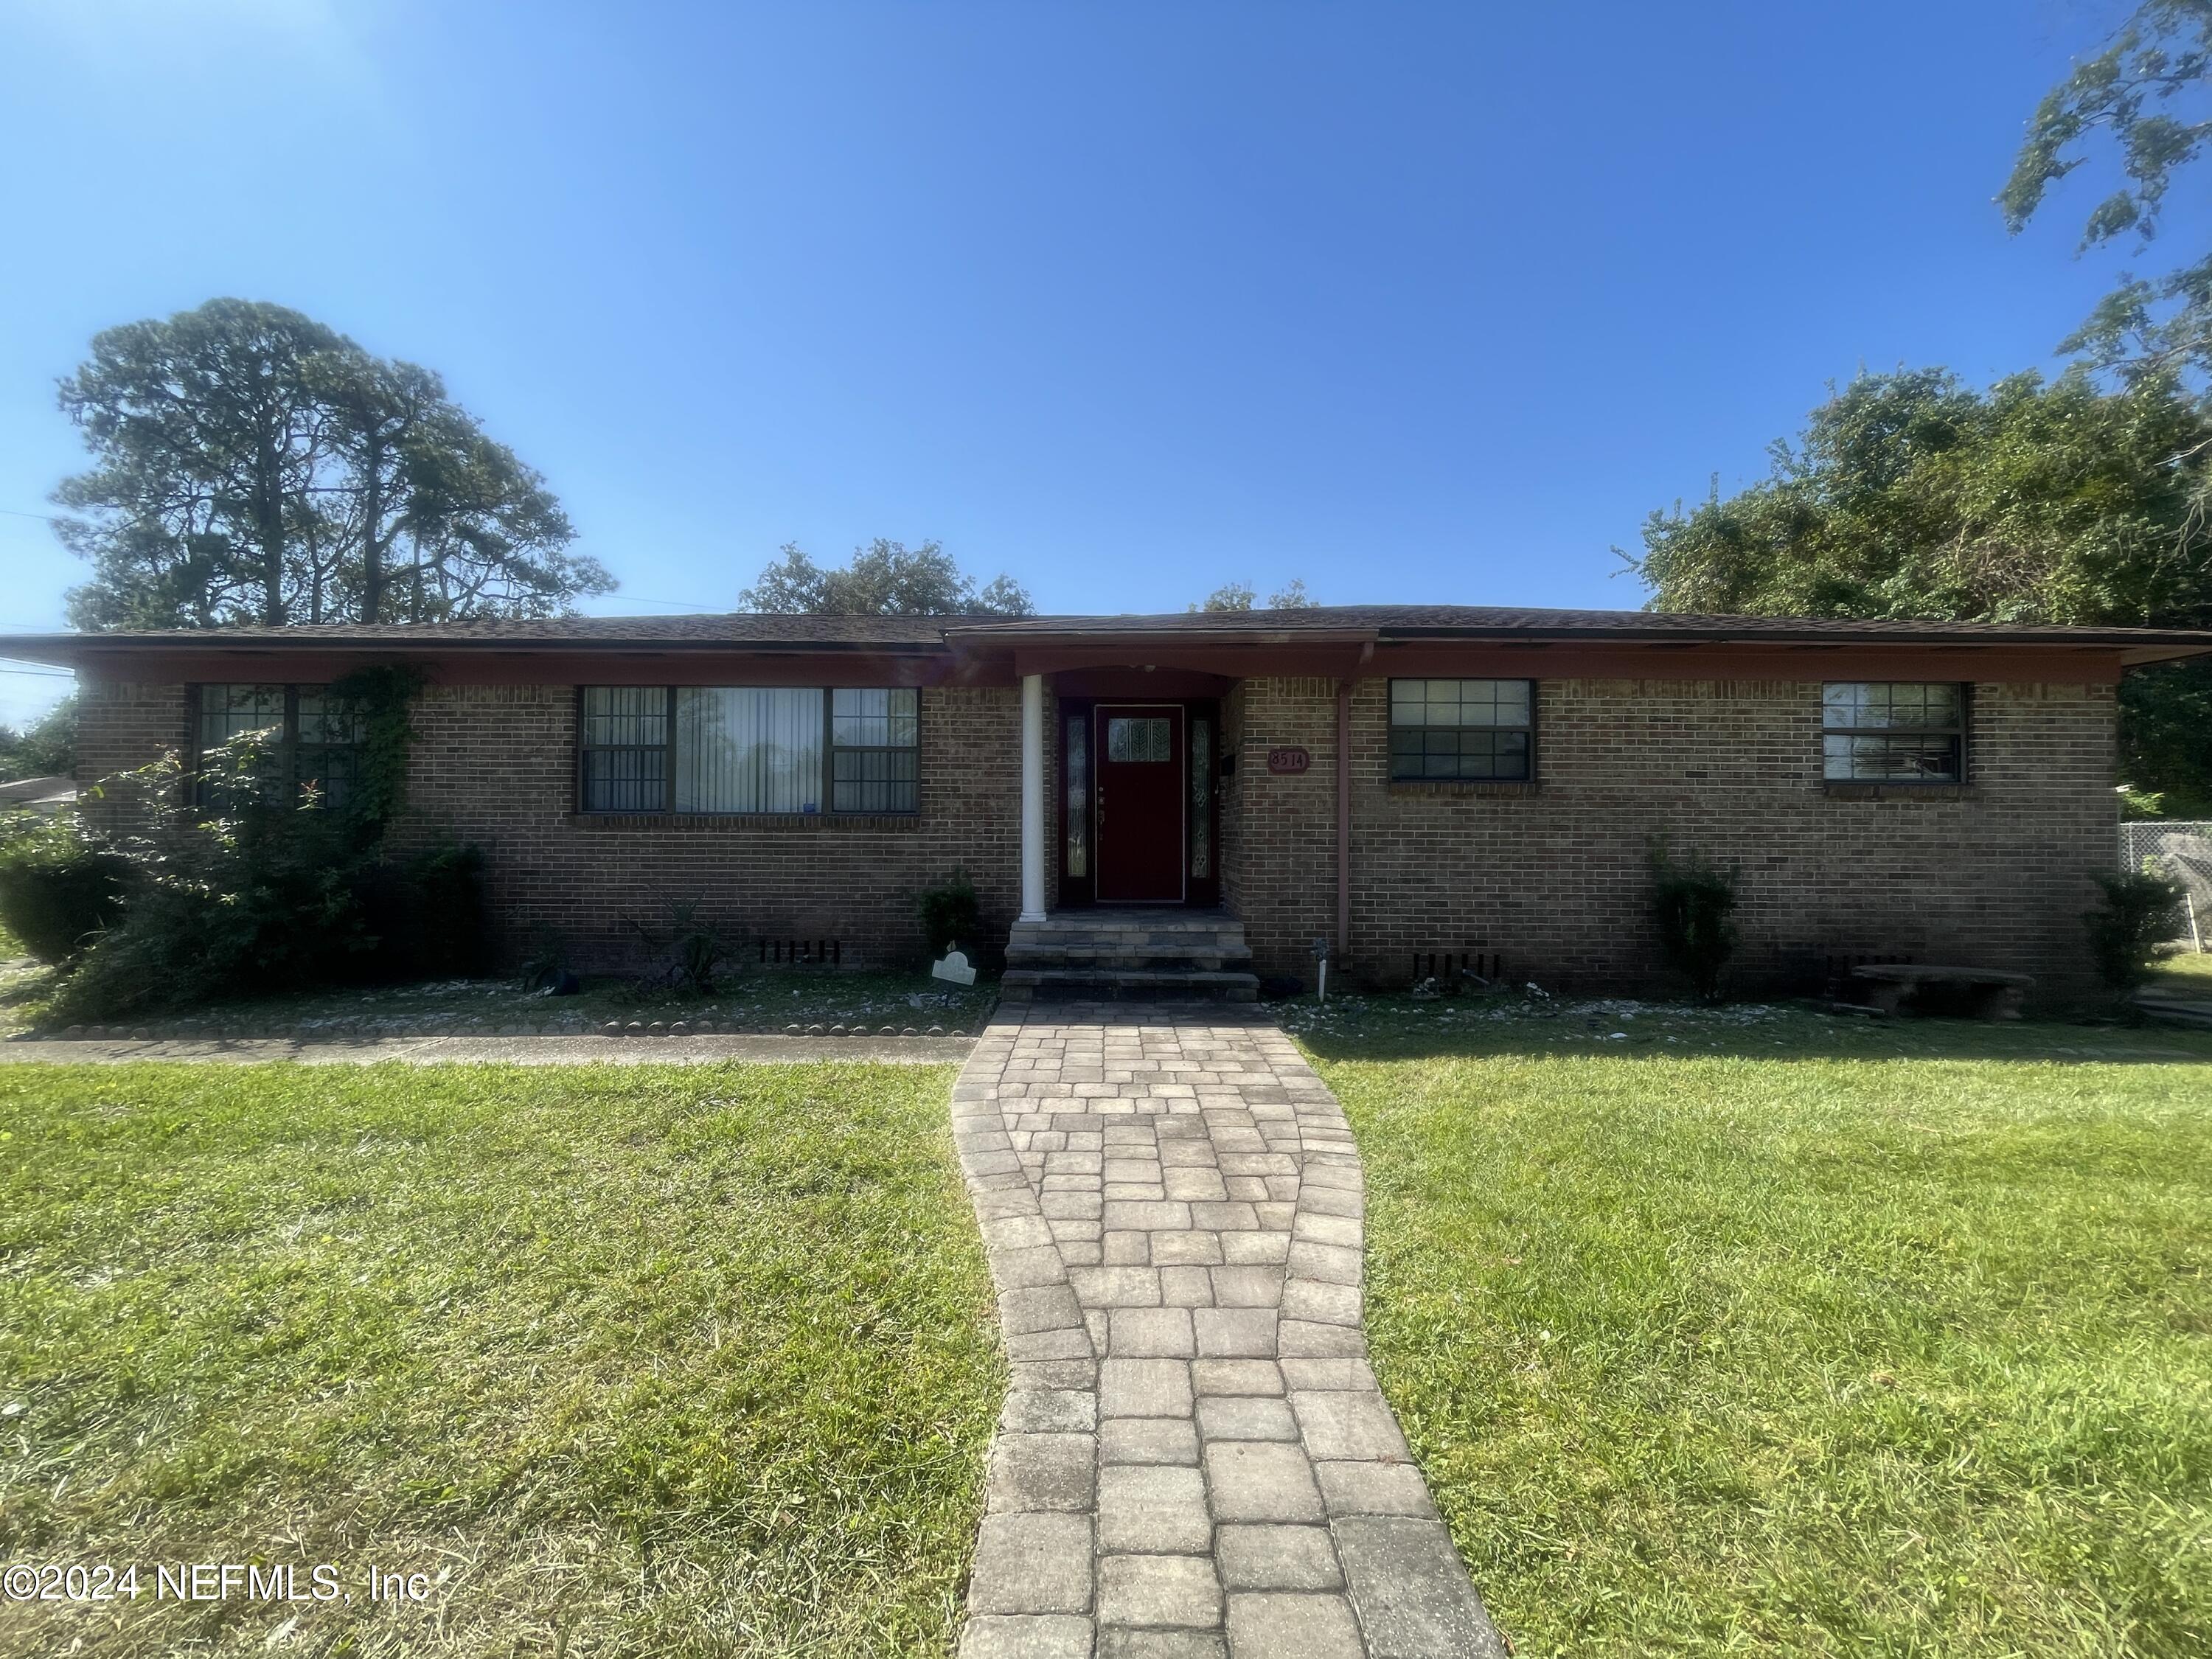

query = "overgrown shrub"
2084;866;2186;995
917;869;981;958
0;810;125;964
350;842;493;981
1649;839;1740;1001
52;737;375;1020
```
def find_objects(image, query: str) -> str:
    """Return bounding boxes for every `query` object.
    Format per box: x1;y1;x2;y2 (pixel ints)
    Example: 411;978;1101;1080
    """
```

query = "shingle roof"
1;605;2208;659
945;605;2212;644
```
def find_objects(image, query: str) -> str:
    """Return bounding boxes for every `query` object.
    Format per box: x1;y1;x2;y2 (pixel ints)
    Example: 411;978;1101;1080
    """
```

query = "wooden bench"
1847;963;2033;1021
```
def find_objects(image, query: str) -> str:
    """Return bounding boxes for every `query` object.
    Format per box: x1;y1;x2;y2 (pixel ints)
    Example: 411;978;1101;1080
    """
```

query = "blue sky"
0;0;2160;723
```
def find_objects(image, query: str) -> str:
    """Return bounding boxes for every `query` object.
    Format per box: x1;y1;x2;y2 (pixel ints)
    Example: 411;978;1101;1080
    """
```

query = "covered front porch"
1001;668;1260;1001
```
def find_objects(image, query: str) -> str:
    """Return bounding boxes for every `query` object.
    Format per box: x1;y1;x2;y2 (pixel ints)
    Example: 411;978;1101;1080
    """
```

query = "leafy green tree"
1192;581;1258;613
1189;578;1318;612
1629;369;2212;812
2003;1;2212;392
55;299;612;628
740;539;1034;615
0;695;76;783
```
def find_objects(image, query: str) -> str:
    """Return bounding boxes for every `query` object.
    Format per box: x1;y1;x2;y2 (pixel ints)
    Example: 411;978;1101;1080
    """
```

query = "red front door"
1094;704;1186;902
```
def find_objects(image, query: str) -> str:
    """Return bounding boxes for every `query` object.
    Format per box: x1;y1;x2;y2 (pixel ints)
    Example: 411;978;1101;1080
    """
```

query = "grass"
1298;995;2212;1658
2146;948;2212;998
0;1061;1003;1657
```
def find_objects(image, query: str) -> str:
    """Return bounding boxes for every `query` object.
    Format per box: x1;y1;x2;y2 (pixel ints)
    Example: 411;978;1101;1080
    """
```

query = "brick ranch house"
9;605;2211;1006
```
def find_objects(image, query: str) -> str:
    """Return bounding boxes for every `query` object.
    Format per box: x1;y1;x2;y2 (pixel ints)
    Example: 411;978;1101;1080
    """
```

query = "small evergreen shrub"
917;869;981;958
1649;839;1741;1002
2084;866;2186;995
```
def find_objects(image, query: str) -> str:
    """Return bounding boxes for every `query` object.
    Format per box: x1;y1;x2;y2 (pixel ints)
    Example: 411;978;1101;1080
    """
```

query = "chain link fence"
2121;821;2212;950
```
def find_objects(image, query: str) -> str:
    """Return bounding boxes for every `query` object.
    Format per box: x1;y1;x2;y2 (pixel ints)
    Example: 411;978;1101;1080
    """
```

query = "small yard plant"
916;869;981;958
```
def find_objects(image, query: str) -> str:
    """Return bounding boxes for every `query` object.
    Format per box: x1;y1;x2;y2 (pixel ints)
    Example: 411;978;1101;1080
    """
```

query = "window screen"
830;686;919;813
1388;680;1533;781
193;684;364;808
580;686;669;813
293;687;365;809
1822;684;1964;782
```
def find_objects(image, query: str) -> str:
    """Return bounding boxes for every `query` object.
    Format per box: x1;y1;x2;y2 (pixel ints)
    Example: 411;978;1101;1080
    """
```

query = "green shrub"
52;737;373;1020
917;869;981;959
0;810;126;964
1649;839;1741;1002
2084;866;2187;995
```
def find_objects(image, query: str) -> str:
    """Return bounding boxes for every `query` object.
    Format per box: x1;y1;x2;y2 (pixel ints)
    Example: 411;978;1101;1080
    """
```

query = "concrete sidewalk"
0;1033;975;1065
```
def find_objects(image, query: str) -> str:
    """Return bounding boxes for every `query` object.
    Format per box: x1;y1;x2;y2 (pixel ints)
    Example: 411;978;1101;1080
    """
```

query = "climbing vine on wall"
328;664;427;840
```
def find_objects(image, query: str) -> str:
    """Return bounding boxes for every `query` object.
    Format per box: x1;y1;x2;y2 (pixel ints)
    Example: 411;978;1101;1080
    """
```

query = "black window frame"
575;684;923;818
190;683;366;810
1820;682;1968;784
1386;678;1536;783
828;686;921;816
577;686;675;813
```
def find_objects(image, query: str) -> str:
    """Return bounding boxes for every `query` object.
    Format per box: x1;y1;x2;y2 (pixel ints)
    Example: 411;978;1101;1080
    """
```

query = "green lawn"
0;1061;1002;1658
1301;1002;2212;1658
2148;948;2212;998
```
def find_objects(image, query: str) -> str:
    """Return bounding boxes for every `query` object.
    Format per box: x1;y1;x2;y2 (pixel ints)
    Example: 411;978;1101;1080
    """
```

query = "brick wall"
72;669;2123;1001
1227;675;2120;1004
74;678;1021;971
391;683;1021;968
73;680;189;832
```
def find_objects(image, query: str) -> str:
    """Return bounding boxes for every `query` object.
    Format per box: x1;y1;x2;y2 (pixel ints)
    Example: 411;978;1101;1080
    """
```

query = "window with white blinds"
579;685;920;815
677;687;825;813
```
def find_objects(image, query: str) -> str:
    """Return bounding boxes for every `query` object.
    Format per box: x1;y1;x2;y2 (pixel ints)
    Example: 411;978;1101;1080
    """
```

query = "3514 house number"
1266;746;1311;775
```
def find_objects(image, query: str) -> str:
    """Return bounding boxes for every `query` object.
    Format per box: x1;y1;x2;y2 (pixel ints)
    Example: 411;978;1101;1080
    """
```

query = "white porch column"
1019;672;1047;921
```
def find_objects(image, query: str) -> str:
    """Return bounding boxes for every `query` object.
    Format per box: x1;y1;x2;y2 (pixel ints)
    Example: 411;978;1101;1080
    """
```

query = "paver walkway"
950;1004;1503;1659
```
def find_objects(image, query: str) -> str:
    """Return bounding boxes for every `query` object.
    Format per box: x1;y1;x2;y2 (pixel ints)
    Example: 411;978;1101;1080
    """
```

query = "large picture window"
193;684;365;809
580;685;919;815
1388;679;1533;782
678;687;823;813
1822;683;1965;782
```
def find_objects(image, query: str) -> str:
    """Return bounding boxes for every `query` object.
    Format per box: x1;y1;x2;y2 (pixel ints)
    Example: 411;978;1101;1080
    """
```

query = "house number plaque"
1267;746;1312;775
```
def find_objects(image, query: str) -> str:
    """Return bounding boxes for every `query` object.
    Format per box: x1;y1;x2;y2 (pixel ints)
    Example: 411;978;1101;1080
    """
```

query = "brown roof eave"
1374;624;2212;651
0;634;956;665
